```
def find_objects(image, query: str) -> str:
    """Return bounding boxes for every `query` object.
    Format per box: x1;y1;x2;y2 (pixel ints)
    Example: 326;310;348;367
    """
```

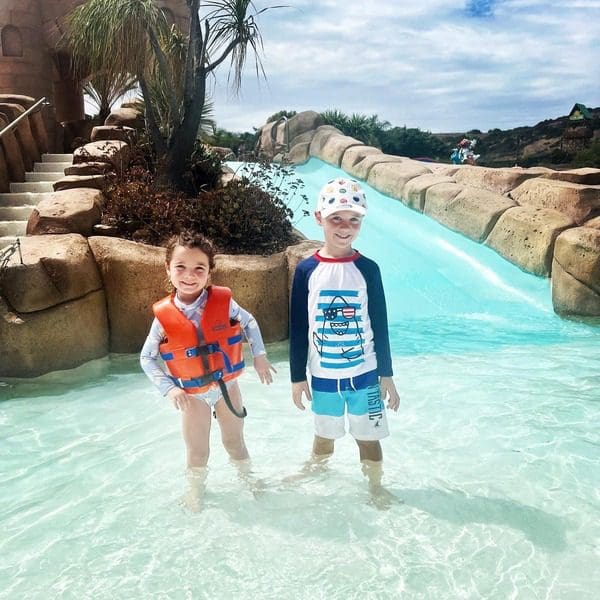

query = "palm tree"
62;0;275;187
83;71;138;123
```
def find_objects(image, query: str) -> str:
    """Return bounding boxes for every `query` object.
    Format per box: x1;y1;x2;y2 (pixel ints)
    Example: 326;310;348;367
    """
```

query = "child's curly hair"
165;230;216;270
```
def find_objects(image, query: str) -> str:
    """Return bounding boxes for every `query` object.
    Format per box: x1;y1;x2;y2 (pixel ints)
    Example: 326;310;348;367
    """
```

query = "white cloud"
211;0;600;133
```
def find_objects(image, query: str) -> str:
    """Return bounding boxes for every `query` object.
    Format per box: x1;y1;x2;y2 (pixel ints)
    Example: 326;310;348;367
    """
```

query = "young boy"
289;177;400;493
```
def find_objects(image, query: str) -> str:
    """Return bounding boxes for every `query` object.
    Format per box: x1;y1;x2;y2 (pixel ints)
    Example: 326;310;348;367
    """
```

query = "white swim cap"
317;178;367;218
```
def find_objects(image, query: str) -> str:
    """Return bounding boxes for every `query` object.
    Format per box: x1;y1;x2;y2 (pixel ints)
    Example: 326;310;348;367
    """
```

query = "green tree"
63;0;275;188
83;71;138;123
321;109;390;147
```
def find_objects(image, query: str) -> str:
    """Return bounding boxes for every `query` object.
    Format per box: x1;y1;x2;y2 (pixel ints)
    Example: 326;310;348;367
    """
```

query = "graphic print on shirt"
312;290;365;370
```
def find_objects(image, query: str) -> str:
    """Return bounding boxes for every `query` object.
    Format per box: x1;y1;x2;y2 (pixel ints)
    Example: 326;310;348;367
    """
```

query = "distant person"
140;230;276;510
288;178;400;504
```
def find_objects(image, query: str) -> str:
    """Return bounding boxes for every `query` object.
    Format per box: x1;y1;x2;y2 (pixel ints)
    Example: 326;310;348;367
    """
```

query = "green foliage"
83;71;138;122
380;126;448;159
321;109;390;147
573;140;600;168
101;161;297;254
204;128;257;155
181;142;224;195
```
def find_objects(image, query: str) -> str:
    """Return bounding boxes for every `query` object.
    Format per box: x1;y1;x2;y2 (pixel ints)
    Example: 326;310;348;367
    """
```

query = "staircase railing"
0;96;49;141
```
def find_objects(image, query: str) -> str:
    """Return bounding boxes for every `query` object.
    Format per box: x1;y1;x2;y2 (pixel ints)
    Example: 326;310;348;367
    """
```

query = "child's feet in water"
281;453;332;485
368;485;402;511
231;458;267;498
180;466;208;512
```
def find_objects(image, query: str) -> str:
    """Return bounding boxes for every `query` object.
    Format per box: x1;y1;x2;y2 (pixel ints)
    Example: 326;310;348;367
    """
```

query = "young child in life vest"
141;230;275;508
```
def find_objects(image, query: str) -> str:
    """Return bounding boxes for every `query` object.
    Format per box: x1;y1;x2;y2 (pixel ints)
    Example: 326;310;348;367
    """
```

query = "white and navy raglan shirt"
289;251;393;384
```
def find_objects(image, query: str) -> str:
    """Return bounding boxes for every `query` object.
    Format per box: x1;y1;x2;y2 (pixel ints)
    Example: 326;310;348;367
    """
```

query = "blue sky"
209;0;600;134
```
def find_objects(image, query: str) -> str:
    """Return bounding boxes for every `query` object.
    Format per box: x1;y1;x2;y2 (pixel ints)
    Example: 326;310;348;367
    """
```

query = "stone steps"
0;153;73;249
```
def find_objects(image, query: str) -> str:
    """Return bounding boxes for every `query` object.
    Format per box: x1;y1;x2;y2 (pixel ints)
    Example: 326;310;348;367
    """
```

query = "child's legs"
313;435;334;457
214;381;249;461
181;396;212;468
356;439;382;462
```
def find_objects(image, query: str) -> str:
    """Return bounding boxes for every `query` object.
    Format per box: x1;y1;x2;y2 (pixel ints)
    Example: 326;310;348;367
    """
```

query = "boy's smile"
316;209;363;258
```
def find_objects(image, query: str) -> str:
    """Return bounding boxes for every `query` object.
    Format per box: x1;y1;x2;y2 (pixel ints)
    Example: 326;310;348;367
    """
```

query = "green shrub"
181;142;223;194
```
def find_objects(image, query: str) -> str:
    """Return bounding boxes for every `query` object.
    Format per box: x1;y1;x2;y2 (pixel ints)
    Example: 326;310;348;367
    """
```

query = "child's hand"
253;354;276;384
292;381;312;410
380;377;400;411
167;387;193;411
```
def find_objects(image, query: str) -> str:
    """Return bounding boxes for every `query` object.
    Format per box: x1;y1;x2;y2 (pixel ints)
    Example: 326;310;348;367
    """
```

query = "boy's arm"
289;264;310;383
362;260;393;377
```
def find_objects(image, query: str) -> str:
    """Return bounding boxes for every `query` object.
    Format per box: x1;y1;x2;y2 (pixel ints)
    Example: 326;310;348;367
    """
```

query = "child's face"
166;245;211;303
315;209;363;257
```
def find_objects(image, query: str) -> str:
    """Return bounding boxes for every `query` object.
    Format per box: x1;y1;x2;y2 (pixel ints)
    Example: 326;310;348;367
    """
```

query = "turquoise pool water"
1;159;599;598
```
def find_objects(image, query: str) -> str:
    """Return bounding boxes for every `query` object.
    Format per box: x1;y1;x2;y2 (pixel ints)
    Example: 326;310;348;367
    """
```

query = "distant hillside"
433;107;600;168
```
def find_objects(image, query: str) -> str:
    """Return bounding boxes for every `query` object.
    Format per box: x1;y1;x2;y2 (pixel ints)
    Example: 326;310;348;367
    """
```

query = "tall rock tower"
0;0;190;150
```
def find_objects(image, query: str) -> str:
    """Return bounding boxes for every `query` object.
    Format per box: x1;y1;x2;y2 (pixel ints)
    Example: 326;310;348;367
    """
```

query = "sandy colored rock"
104;107;144;129
453;165;541;194
64;162;115;176
257;121;277;157
346;153;406;181
285;240;322;293
0;94;49;154
510;178;600;224
289;130;316;148
0;292;109;378
367;161;432;201
73;140;130;174
486;206;574;276
308;126;343;157
1;234;102;313
541;167;600;185
425;187;516;243
340;146;383;173
26;189;104;236
53;174;108;192
583;216;600;230
0;102;40;169
0;113;25;182
318;135;364;167
88;237;166;353
286;111;324;143
287;142;310;165
402;174;456;212
553;227;600;296
423;182;464;215
211;252;289;343
551;259;600;317
91;125;136;144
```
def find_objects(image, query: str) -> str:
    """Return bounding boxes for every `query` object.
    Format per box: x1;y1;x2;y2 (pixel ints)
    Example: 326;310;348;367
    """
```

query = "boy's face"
315;209;363;257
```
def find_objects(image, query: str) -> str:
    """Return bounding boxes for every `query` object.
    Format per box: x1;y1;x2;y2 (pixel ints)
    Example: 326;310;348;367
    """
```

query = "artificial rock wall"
255;111;600;318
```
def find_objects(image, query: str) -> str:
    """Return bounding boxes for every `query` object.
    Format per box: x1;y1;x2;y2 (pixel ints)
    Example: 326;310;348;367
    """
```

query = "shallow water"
1;159;599;599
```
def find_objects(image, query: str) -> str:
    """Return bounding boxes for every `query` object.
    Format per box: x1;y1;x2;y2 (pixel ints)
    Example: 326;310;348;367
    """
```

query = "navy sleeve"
288;257;316;382
356;256;394;377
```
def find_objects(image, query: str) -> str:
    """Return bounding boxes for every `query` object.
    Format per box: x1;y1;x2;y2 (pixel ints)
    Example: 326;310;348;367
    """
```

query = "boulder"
104;107;144;129
287;142;310;165
402;174;456;212
64;162;115;176
583;216;600;230
0;293;109;378
551;260;600;317
0;94;48;154
257;121;277;158
88;237;166;353
346;153;406;181
367;161;432;201
553;227;600;296
318;135;364;167
1;234;102;313
0;113;26;182
541;167;600;186
0;103;40;169
289;130;316;148
53;175;108;192
285;240;321;293
286;111;324;143
510;178;600;224
308;126;344;158
91;125;136;144
340;146;383;173
26;189;104;236
425;187;516;243
211;252;289;343
0;144;9;192
73;140;130;174
485;207;574;276
453;166;541;194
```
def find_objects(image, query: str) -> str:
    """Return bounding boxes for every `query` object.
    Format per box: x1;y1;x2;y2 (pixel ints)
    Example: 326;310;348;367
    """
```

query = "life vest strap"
160;343;219;361
169;360;244;390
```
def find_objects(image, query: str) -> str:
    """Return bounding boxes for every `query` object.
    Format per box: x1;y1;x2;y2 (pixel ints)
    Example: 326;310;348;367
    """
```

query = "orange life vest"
153;286;244;394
